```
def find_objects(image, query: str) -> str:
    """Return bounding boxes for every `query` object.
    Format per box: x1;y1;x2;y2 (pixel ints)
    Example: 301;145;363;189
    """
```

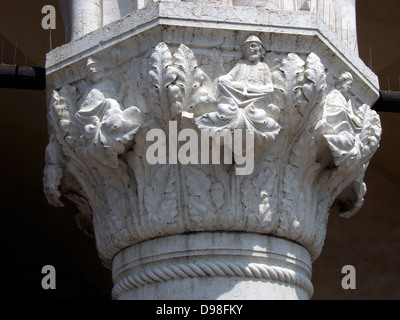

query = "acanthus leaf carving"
356;103;382;162
146;42;179;124
170;44;212;115
272;52;306;132
289;131;320;188
241;168;277;232
210;181;225;211
271;52;327;239
43;133;66;208
143;165;179;228
185;166;218;226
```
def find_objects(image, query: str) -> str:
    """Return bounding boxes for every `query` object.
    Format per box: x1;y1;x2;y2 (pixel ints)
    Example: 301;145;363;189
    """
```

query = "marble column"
45;1;381;299
58;0;102;41
335;0;358;52
59;0;137;41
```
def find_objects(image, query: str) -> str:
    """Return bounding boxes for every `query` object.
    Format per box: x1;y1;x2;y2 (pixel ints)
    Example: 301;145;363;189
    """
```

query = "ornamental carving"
44;35;381;266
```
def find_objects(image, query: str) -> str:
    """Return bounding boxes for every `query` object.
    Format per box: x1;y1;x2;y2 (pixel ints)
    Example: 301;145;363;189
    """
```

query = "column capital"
44;1;381;299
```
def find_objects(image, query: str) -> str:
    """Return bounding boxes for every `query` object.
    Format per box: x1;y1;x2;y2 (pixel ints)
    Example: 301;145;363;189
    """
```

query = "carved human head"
336;71;353;93
241;35;265;62
86;57;104;83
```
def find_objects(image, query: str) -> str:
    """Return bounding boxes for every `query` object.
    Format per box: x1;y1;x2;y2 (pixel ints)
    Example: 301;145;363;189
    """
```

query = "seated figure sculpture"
217;35;274;109
194;35;281;162
195;35;280;141
315;71;362;168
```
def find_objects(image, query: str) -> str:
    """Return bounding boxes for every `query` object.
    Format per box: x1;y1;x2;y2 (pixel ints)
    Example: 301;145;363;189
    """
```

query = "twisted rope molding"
112;261;314;299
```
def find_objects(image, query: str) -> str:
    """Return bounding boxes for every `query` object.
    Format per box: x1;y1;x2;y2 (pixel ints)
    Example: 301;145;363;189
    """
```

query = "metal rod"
0;64;46;90
1;39;4;64
372;90;400;113
13;41;18;65
369;47;373;69
49;28;52;51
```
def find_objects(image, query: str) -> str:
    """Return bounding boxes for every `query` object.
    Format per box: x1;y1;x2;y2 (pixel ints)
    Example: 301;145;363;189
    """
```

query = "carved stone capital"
44;1;381;299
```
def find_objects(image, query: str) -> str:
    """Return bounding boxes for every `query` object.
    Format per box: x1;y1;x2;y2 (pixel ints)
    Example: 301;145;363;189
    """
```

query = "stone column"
45;1;381;300
102;0;136;26
59;0;102;41
59;0;137;41
335;0;358;53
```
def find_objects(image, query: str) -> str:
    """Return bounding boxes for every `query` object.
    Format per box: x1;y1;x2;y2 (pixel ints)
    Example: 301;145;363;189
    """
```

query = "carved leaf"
355;104;382;161
185;167;215;225
195;96;280;145
45;87;83;208
43;134;65;207
284;131;320;234
244;103;281;141
210;182;224;210
242;168;277;230
194;96;238;129
324;131;360;167
300;53;327;124
147;43;178;123
272;53;305;110
172;44;211;114
144;165;178;226
104;186;130;242
290;131;320;181
77;102;142;168
303;54;327;101
280;167;300;234
102;106;142;144
49;86;78;146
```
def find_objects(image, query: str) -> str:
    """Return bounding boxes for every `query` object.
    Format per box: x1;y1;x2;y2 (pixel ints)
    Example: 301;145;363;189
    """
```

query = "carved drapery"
44;34;381;268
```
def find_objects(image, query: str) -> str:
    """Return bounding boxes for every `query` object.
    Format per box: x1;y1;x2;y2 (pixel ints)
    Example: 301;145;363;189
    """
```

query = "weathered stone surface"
59;0;358;51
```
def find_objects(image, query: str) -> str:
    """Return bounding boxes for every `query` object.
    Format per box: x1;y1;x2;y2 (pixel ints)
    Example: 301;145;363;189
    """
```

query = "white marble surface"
59;0;358;50
112;233;313;300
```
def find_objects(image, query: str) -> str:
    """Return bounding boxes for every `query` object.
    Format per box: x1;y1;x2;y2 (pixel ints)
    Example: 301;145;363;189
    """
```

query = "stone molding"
112;261;314;299
111;233;313;300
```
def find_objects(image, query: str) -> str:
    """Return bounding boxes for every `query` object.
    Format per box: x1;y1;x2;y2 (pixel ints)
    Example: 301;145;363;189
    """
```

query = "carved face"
338;77;353;94
87;63;103;83
337;72;353;93
342;78;352;92
244;42;263;62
